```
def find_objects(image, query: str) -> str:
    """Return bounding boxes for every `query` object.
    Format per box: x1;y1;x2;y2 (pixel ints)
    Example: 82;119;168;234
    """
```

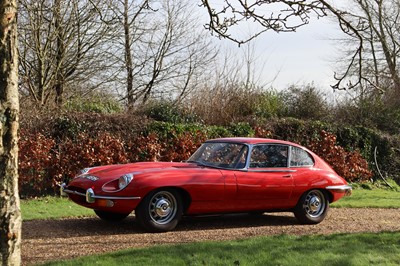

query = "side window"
250;145;288;168
290;146;314;167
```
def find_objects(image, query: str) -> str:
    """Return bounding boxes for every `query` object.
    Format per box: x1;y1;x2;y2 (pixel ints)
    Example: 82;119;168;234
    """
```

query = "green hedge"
18;113;400;197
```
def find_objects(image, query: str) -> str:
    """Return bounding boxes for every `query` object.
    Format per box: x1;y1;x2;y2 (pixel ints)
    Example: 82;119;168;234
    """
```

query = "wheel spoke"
148;191;177;225
303;190;326;218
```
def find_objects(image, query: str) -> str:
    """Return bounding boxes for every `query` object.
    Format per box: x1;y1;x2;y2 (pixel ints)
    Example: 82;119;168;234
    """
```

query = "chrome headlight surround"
118;173;134;190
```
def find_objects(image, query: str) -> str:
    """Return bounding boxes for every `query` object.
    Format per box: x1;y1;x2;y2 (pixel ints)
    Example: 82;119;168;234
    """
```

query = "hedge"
18;113;399;197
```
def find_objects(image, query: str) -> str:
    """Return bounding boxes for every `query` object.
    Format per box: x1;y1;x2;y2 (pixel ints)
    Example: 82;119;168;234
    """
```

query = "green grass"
331;186;400;208
21;196;94;220
41;232;400;266
23;188;400;266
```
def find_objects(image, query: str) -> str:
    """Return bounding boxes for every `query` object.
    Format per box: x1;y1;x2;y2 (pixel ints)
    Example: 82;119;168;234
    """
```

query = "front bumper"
61;183;141;204
326;185;352;196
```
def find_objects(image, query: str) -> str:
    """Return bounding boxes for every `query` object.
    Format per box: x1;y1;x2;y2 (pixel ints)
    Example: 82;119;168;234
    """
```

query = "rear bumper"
326;185;352;196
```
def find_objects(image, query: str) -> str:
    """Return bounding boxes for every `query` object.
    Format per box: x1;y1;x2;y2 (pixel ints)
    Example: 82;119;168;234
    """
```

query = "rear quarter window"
290;146;314;167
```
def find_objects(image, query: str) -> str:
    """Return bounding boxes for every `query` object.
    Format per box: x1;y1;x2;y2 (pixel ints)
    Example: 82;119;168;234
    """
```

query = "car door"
234;144;295;209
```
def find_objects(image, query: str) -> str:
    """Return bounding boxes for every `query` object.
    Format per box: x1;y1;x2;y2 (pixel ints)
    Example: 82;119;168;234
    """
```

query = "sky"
199;1;349;93
230;15;346;92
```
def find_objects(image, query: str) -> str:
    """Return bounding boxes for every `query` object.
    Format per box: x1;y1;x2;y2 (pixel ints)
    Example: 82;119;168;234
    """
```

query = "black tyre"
135;189;183;232
294;189;329;224
94;210;130;221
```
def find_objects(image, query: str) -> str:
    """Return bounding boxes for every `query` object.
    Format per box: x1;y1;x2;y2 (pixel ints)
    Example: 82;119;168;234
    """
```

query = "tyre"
294;189;329;224
135;189;183;232
94;210;129;221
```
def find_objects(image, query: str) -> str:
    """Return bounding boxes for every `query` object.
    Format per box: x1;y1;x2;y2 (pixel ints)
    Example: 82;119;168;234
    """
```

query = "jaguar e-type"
62;137;352;232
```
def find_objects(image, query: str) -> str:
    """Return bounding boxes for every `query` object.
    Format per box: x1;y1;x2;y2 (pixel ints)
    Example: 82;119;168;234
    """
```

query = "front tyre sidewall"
294;189;329;224
136;189;183;232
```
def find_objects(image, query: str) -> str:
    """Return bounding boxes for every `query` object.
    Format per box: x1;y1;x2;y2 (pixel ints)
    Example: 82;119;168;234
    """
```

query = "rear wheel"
94;210;130;221
294;189;329;224
135;189;183;232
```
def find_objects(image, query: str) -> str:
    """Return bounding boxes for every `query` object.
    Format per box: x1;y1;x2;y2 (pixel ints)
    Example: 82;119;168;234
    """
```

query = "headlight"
118;174;134;190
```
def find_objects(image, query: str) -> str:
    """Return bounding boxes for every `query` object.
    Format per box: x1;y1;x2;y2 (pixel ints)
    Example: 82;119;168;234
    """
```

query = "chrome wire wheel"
294;189;329;224
302;190;326;218
148;191;177;225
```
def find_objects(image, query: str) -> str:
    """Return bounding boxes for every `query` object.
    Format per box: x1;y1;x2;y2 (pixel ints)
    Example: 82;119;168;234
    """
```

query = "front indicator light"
98;199;115;208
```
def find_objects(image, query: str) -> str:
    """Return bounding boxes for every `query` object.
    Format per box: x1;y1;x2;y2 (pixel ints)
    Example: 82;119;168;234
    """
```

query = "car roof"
206;137;300;146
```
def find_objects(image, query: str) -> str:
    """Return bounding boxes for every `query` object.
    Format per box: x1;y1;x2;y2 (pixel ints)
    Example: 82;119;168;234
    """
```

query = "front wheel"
294;189;329;224
135;189;183;232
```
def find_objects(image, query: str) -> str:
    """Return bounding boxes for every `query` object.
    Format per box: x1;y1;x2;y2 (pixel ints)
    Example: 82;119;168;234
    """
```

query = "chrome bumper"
326;185;352;196
61;183;141;203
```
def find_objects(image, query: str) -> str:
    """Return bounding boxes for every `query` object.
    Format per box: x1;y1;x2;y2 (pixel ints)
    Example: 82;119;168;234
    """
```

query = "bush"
19;131;57;196
279;84;332;121
64;93;123;114
308;130;373;182
19;113;396;197
141;100;200;123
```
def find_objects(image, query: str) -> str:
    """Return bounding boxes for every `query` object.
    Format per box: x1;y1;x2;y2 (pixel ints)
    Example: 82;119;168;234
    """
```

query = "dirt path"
22;208;400;265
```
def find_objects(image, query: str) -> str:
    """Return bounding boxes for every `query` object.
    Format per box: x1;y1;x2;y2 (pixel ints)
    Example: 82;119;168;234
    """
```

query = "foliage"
308;130;373;182
53;132;130;184
64;94;123;114
228;122;254;137
18;113;400;197
141;100;200;123
19;130;57;196
279;84;332;121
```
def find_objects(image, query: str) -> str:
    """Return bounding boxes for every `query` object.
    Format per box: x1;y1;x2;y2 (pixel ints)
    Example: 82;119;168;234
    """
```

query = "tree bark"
124;0;134;109
0;0;21;265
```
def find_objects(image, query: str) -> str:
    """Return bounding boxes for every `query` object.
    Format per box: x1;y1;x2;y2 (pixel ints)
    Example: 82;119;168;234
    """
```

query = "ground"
22;208;400;265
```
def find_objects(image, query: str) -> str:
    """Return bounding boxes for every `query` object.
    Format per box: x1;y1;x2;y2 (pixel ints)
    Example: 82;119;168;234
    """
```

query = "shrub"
19;131;57;196
279;84;332;121
141;100;200;123
308;130;373;182
228;122;254;137
64;93;123;114
52;132;130;189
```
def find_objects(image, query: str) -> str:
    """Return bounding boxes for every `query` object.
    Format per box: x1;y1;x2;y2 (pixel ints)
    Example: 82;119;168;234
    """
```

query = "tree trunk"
54;0;65;107
124;0;134;109
0;0;22;265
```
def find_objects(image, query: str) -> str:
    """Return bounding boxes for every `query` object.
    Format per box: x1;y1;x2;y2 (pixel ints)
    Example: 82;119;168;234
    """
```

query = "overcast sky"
233;16;346;91
199;1;349;93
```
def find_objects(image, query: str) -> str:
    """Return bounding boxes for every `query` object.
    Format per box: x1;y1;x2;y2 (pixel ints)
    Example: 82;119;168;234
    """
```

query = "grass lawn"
41;232;400;266
331;186;400;208
22;187;400;266
21;196;95;220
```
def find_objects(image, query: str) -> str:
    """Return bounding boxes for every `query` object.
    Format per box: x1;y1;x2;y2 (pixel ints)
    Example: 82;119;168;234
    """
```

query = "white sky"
228;16;346;91
199;1;349;93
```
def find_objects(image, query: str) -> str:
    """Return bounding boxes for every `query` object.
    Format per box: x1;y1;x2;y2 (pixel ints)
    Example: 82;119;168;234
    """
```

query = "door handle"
282;174;292;178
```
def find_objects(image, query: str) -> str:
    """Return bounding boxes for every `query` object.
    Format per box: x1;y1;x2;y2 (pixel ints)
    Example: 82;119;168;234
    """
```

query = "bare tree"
108;0;217;107
0;0;21;265
18;0;113;107
336;0;400;96
199;0;364;91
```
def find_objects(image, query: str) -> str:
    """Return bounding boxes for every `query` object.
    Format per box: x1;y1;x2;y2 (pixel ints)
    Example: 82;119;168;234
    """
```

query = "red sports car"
62;137;352;232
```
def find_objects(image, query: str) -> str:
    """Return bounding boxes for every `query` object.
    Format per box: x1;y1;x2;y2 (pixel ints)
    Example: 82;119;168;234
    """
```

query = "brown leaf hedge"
19;113;396;197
